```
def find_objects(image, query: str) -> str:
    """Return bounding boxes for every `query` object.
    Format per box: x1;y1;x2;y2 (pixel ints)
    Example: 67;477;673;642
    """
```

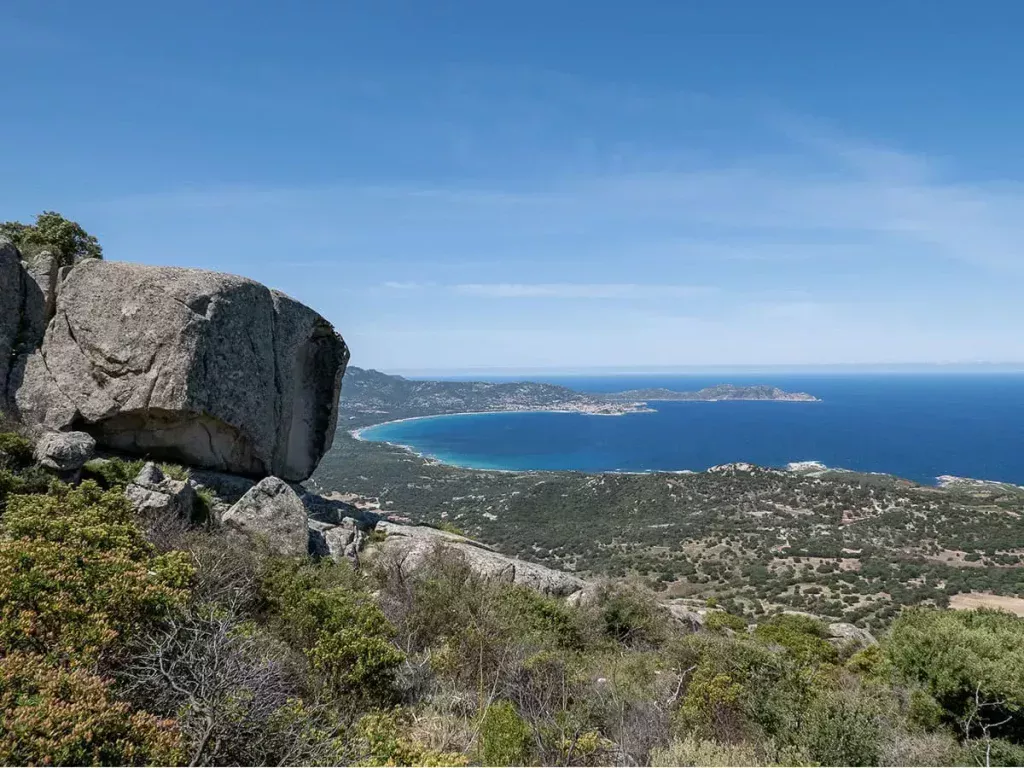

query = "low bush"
476;700;534;766
0;481;193;663
0;652;182;766
260;558;404;710
704;610;748;633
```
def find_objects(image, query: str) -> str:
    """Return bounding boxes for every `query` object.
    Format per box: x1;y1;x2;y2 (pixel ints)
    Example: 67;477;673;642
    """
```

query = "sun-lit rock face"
9;259;348;481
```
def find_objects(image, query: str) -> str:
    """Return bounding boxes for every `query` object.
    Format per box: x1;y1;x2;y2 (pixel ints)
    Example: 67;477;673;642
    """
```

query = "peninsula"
339;367;819;429
604;383;820;401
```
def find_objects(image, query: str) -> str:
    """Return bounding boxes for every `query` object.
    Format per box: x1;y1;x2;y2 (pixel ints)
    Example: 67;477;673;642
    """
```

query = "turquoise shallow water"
357;374;1024;485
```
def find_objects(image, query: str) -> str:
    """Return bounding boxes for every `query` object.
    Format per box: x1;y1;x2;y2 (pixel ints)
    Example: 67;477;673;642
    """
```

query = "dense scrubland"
5;423;1024;766
316;431;1024;633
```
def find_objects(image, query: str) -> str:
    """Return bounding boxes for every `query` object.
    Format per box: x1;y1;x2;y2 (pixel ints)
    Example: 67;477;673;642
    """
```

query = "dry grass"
949;592;1024;616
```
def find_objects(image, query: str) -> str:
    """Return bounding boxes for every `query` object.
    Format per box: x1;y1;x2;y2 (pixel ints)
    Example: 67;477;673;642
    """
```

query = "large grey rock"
21;251;60;344
125;461;196;520
222;476;308;556
374;521;585;596
12;260;348;480
34;430;95;472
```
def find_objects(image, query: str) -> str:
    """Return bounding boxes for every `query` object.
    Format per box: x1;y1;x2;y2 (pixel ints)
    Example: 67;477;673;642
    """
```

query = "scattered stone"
326;518;365;564
188;468;258;522
34;430;95;474
125;461;196;520
222;477;309;557
12;260;349;480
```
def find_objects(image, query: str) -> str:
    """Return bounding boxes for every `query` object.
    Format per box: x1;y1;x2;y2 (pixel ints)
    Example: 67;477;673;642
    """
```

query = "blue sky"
4;1;1024;372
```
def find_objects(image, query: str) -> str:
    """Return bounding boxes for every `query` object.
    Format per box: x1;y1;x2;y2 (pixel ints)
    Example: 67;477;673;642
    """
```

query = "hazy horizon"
378;362;1024;378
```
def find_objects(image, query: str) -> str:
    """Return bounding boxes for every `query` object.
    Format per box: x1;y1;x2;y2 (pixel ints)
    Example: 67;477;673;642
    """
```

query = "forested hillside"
316;433;1024;633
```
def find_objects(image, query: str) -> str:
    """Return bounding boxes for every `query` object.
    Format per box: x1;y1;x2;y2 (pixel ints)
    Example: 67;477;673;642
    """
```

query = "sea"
356;373;1024;485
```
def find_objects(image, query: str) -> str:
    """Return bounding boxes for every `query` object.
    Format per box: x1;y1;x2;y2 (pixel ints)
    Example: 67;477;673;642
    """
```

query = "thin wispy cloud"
451;283;714;299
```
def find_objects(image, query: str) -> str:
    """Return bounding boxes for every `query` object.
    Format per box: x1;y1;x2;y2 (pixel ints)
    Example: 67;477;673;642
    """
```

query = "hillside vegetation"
3;428;1022;765
317;428;1024;634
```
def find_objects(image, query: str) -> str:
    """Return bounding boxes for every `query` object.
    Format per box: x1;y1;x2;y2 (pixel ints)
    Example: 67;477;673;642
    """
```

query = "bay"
357;373;1024;484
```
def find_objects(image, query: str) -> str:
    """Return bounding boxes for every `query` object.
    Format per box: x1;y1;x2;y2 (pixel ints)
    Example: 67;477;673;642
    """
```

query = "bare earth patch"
950;592;1024;616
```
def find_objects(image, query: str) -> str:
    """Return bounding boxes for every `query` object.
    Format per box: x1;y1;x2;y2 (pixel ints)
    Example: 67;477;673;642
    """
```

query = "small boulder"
222;477;308;557
34;430;95;474
125;461;196;520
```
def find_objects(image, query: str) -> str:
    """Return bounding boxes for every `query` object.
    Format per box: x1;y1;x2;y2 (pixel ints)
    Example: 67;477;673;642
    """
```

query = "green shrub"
796;682;893;766
599;586;670;649
492;583;586;650
1;211;102;267
753;613;838;666
477;701;534;766
886;607;1024;740
0;481;193;663
651;736;768;767
0;465;53;513
0;432;33;467
158;462;189;482
351;709;468;766
434;520;465;536
704;610;747;633
0;652;183;766
260;558;404;708
82;457;146;490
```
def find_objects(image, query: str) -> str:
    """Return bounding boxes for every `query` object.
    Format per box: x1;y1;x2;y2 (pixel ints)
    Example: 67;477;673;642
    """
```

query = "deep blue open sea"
358;374;1024;485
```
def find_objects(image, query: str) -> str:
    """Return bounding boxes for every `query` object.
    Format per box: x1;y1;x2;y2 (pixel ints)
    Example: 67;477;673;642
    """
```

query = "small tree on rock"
0;211;102;267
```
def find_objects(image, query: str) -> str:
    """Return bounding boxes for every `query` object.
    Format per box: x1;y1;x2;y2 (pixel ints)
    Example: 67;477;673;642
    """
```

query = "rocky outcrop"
827;622;877;649
33;430;95;474
0;240;22;393
125;462;197;520
222;477;309;556
308;516;366;564
373;521;585;596
10;260;348;480
2;243;64;412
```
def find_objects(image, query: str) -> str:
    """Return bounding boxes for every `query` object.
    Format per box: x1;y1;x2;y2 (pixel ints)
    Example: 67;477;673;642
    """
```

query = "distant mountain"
604;384;819;401
339;368;818;427
340;366;643;423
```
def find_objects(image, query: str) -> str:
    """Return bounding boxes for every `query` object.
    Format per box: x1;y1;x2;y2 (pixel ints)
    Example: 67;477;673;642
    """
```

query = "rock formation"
125;462;197;521
221;476;310;557
373;520;586;596
5;258;348;481
0;240;24;393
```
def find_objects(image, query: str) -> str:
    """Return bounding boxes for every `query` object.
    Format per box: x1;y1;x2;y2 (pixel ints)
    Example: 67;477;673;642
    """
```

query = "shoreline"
349;421;1017;487
344;409;1021;489
349;405;655;442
